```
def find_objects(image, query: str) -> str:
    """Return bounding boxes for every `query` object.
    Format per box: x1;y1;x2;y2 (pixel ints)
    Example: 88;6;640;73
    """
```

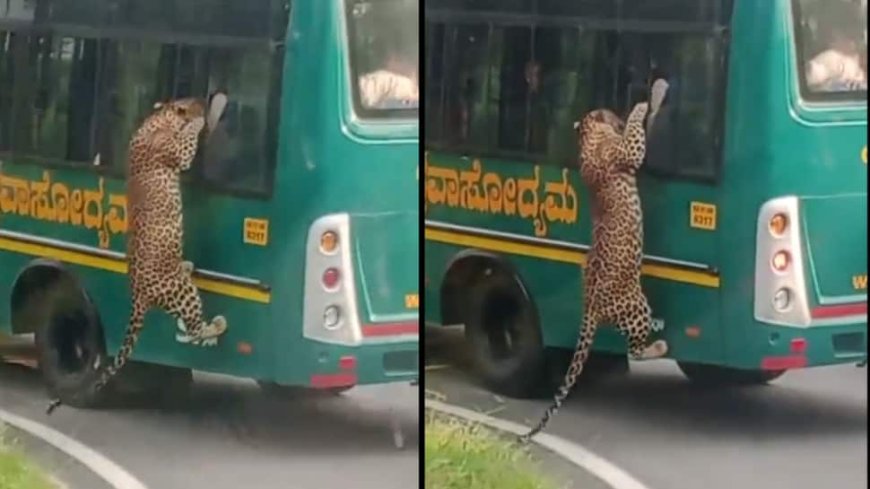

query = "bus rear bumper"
304;340;419;389
756;323;866;370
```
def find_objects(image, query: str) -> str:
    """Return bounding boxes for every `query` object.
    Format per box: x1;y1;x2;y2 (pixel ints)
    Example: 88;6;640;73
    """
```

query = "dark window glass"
619;0;717;23
0;32;13;151
345;0;418;118
792;0;867;101
427;0;534;14
44;0;111;27
94;39;280;192
536;0;617;18
425;22;446;143
623;33;723;179
23;0;286;40
96;39;164;168
532;26;600;165
0;1;285;194
425;5;729;179
11;35;99;163
201;46;276;192
494;26;531;152
442;24;491;147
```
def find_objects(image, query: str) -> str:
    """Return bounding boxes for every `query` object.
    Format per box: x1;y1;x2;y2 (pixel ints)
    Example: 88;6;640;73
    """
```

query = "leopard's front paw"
181;261;194;276
630;102;649;120
639;339;668;359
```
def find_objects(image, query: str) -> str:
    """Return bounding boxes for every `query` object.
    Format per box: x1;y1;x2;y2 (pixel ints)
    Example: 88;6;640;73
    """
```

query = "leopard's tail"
518;314;598;443
46;311;144;415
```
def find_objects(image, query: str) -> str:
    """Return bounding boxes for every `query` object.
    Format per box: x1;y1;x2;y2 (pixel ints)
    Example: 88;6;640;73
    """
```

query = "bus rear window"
344;0;419;119
792;0;867;101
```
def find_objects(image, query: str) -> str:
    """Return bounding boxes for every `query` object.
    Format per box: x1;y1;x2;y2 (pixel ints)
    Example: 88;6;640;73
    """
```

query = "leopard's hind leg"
157;265;227;347
617;292;667;360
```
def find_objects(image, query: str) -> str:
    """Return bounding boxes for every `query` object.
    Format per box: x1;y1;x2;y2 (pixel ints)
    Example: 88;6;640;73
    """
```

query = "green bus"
0;0;419;407
424;0;867;397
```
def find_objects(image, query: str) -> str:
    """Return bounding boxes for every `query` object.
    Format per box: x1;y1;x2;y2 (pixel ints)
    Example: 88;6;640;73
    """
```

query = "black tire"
464;266;546;398
677;361;786;386
35;286;111;409
257;381;352;399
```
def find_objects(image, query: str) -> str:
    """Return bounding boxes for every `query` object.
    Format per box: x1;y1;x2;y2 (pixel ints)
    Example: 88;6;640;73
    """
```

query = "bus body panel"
718;0;866;369
424;0;866;373
1;0;419;388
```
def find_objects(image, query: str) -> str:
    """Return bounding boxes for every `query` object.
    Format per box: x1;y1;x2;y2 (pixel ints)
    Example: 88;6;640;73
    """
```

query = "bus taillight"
303;214;364;345
323;267;341;289
773;288;792;312
324;305;342;330
320;231;338;254
754;197;812;327
772;250;790;272
769;213;788;237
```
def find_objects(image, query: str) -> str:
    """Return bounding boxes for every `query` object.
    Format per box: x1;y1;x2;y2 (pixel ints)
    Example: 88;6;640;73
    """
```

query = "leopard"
519;102;668;442
46;98;228;414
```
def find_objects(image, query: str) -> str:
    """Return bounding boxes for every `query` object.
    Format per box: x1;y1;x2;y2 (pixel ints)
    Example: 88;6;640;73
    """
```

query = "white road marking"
426;399;653;489
0;407;149;489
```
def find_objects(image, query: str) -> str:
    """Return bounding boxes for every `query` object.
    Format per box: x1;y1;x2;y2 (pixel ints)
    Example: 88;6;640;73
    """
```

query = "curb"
426;399;652;489
0;407;149;489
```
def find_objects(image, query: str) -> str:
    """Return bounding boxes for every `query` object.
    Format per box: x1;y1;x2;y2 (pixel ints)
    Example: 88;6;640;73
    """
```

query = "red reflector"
361;321;419;337
811;303;867;319
338;355;357;370
761;355;807;370
323;268;340;289
790;338;807;354
310;373;357;389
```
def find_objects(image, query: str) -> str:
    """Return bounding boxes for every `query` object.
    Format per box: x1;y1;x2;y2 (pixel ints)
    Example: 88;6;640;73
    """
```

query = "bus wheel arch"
441;250;546;398
12;260;111;407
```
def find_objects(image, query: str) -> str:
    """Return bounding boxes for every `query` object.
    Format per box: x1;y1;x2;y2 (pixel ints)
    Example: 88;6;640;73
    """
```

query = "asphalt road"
0;362;419;489
426;326;868;489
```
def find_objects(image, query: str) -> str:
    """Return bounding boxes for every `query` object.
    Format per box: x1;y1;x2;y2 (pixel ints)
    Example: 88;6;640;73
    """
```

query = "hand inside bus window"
795;0;868;95
358;52;419;109
346;0;418;115
805;32;867;91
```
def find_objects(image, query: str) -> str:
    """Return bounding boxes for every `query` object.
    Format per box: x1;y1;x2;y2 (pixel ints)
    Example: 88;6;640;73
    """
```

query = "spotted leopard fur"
47;98;228;414
519;102;668;442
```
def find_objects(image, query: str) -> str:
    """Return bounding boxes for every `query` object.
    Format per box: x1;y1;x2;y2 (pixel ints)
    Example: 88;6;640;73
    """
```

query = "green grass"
0;426;56;489
425;411;558;489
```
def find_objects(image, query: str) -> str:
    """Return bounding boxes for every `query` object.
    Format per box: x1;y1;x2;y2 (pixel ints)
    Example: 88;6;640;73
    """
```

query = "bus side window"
642;36;722;181
442;24;491;149
0;32;12;153
494;26;532;152
11;35;99;164
425;22;445;144
97;39;164;170
200;47;274;193
531;26;597;166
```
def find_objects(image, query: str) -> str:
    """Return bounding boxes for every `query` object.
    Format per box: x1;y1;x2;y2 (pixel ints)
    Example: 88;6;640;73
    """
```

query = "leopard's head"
575;109;625;143
144;98;207;171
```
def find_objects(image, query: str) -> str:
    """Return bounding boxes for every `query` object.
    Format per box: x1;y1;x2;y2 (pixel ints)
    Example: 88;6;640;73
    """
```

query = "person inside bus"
804;8;867;91
358;48;419;109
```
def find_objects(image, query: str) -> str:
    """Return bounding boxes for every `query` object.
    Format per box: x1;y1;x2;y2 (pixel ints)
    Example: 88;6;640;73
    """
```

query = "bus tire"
676;361;786;386
464;266;546;399
34;282;112;409
257;381;352;398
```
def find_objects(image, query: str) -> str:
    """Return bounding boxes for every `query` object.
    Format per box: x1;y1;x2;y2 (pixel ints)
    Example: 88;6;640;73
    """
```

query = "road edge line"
0;407;149;489
426;399;652;489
